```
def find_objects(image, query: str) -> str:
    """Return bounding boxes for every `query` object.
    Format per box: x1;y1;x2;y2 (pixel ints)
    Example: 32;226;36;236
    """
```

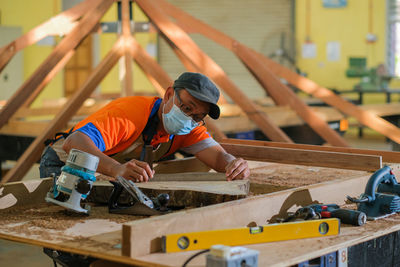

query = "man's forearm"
195;144;236;172
63;131;121;177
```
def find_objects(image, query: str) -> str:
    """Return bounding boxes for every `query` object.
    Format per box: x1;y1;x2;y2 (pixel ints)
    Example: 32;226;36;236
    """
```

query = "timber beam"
221;138;400;163
221;143;382;171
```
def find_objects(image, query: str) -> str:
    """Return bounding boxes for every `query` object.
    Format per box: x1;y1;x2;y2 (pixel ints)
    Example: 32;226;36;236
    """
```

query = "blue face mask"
162;94;198;135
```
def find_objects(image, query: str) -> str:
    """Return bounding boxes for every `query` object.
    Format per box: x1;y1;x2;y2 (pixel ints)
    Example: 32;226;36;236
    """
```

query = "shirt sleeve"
178;126;218;155
180;138;219;155
75;122;106;152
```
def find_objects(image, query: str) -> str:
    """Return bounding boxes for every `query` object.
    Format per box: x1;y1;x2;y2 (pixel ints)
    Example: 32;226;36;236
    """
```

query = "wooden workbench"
2;163;400;266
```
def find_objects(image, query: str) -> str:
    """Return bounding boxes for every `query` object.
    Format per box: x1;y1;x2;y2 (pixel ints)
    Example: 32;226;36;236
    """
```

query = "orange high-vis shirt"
73;96;212;159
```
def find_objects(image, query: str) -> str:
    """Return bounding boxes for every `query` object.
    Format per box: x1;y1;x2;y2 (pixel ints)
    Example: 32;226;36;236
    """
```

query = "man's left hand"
225;158;250;181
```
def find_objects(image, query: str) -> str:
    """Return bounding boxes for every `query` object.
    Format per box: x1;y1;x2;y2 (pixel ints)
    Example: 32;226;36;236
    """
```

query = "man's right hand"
113;159;154;182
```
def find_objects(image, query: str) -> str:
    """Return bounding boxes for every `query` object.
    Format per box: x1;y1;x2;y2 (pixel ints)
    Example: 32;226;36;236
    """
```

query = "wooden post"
0;0;97;73
0;38;124;185
0;0;112;129
136;0;292;143
233;43;349;147
121;0;133;96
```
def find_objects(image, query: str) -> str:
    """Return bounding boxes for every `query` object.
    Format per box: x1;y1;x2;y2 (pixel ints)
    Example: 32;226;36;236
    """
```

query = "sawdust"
249;164;368;188
0;202;144;241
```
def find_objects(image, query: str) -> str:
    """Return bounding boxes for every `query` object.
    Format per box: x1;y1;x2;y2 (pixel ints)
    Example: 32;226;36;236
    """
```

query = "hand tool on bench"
284;204;366;226
162;218;340;253
347;166;400;220
108;175;171;216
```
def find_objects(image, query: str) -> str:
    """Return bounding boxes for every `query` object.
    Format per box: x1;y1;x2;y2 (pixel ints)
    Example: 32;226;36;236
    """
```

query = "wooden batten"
122;173;372;257
136;0;292;143
221;143;382;171
221;138;400;163
0;38;124;185
121;0;133;96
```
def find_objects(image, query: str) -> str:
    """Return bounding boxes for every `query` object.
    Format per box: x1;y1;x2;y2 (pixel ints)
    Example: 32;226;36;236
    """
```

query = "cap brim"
209;103;220;119
184;88;220;119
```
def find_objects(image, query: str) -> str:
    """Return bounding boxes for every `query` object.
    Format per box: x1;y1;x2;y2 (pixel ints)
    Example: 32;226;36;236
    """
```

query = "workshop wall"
295;0;387;91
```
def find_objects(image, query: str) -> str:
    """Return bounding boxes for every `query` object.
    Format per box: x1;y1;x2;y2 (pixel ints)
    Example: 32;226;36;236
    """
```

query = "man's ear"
164;87;174;101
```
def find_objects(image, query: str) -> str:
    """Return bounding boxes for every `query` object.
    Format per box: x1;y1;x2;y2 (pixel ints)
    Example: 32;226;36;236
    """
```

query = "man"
39;72;250;181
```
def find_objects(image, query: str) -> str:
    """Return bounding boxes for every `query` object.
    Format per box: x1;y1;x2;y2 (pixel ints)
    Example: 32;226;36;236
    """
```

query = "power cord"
182;249;210;267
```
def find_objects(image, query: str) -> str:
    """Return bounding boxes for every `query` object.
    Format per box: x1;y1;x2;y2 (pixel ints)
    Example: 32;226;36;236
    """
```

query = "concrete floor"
0;128;395;266
0;240;53;266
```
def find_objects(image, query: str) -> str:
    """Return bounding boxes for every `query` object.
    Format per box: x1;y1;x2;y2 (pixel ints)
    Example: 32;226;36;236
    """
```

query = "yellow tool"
162;218;340;253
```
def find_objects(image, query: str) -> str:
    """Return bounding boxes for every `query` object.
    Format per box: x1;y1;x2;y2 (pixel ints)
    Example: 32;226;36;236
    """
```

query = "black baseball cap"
173;72;220;119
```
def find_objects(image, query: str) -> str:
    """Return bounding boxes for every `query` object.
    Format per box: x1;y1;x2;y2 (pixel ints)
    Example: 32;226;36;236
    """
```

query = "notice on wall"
326;41;341;61
302;43;316;59
322;0;347;8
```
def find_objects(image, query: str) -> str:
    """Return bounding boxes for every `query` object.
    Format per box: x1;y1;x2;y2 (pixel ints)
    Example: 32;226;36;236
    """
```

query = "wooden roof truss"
1;0;400;184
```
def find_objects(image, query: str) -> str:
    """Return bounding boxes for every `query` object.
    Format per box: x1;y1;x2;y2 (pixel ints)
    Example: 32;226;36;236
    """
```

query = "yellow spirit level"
162;218;340;253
